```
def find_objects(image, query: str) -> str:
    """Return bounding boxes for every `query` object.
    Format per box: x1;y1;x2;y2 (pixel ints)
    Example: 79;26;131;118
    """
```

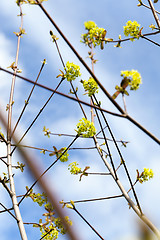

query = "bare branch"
11;59;46;137
64;194;123;204
148;0;160;28
0;107;80;240
0;67;125;118
18;136;78;206
6;4;27;239
140;1;160;15
0;203;17;221
73;206;104;240
0;176;13;198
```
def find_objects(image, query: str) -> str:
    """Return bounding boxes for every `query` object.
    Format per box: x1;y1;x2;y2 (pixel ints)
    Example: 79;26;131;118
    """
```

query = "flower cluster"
39;224;59;240
27;190;51;208
59;149;69;162
121;70;142;90
57;148;69;162
75;118;96;138
81;77;99;97
137;168;154;183
64;62;81;81
27;187;71;239
81;21;107;49
54;217;72;235
68;162;81;175
123;21;140;41
16;0;47;5
84;21;97;30
39;215;72;240
57;62;81;81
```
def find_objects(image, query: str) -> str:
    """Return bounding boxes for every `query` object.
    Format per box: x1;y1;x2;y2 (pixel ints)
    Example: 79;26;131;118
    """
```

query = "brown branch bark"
148;0;160;28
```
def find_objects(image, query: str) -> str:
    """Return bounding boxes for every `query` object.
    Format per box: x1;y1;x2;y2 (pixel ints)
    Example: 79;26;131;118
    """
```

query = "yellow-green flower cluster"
54;217;68;235
29;188;71;239
64;62;81;81
121;70;142;90
75;118;96;137
40;224;59;240
84;21;97;30
68;162;81;175
123;20;140;41
29;191;49;207
81;21;107;48
82;77;99;97
139;168;154;183
16;0;47;5
59;148;69;162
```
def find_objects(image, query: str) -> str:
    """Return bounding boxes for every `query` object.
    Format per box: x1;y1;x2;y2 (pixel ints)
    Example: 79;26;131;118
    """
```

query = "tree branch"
0;107;80;240
6;4;27;239
0;67;124;118
147;0;160;28
11;59;46;138
0;203;17;221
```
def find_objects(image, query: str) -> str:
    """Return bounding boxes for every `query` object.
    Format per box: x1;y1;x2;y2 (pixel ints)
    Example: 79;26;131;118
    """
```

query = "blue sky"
0;0;160;240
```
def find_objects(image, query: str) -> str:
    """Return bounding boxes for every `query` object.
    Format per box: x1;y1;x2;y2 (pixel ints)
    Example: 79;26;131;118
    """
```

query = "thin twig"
53;35;88;119
0;177;13;198
90;43;95;123
2;67;155;143
64;194;123;204
0;133;7;144
70;81;87;119
140;1;160;15
5;1;160;144
141;35;160;47
6;3;28;239
24;222;40;226
18;136;78;206
0;206;13;214
11;78;64;155
35;0;125;114
93;101;118;180
84;172;111;176
106;30;160;44
147;0;160;28
11;143;53;153
0;109;80;240
0;67;125;118
122;94;127;114
73;206;104;240
93;95;143;214
0;157;8;166
11;59;46;138
115;162;122;172
11;143;97;151
0;203;17;221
